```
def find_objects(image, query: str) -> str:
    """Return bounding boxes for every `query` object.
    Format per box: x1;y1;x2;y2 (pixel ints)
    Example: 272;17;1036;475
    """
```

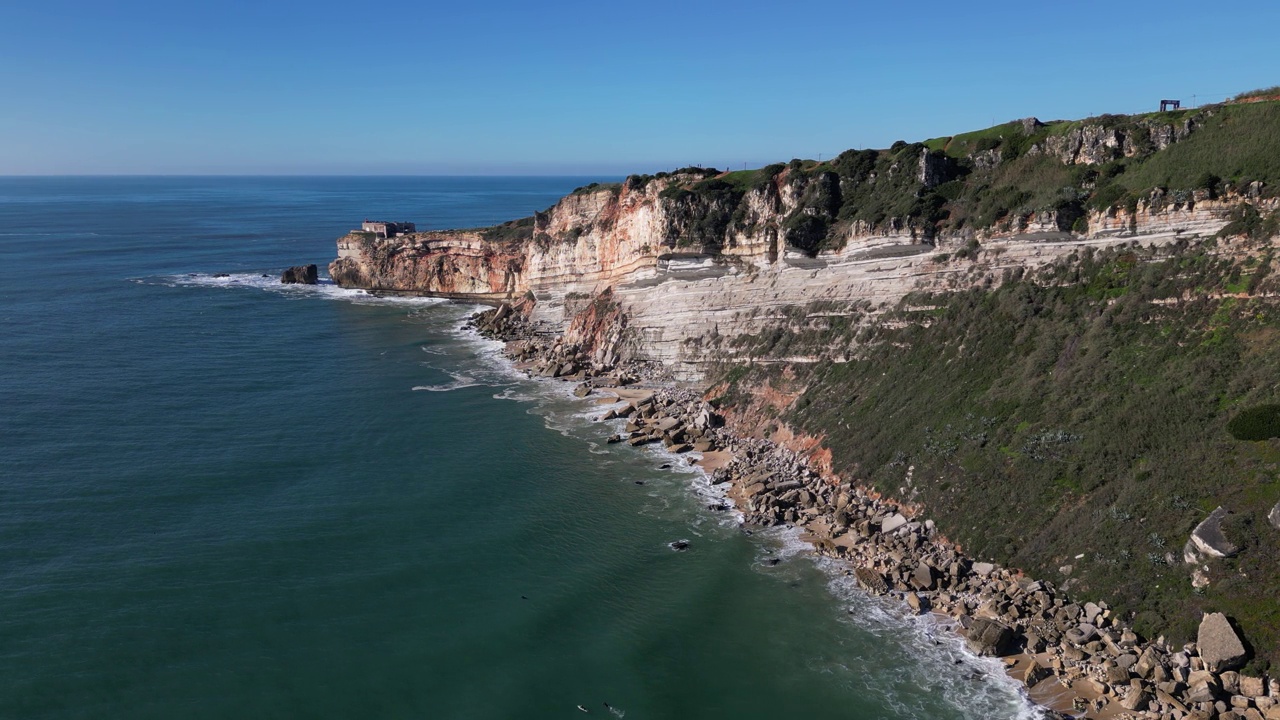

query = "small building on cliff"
361;220;416;238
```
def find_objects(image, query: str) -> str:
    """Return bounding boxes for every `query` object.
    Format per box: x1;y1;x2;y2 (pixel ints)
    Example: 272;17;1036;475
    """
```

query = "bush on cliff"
1228;405;1280;441
481;97;1280;248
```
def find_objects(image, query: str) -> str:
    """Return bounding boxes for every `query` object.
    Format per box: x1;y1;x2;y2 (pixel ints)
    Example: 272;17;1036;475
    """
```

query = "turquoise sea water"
0;177;1041;719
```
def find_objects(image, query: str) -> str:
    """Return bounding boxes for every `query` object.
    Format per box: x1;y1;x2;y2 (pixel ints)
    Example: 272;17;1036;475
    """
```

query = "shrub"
1235;86;1280;100
1228;404;1280;441
1196;172;1222;198
1090;183;1128;211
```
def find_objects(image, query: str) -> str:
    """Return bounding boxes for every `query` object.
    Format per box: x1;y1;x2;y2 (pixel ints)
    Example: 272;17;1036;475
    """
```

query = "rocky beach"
468;302;1276;720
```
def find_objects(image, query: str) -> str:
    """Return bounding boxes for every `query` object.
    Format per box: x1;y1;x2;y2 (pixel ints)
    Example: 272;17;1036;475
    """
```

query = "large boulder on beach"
1197;612;1248;672
1023;661;1052;687
879;513;908;534
854;567;889;595
965;617;1016;656
911;562;937;590
280;264;318;284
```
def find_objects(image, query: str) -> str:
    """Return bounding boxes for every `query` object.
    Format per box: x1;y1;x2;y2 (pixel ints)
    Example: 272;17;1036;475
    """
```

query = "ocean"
0;176;1041;719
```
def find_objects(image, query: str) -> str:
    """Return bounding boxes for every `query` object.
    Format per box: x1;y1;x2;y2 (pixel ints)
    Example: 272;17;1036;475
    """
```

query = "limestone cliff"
331;100;1280;380
332;143;1276;381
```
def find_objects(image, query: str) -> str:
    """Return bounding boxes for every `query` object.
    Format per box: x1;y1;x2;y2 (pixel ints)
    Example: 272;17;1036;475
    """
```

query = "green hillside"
715;240;1280;666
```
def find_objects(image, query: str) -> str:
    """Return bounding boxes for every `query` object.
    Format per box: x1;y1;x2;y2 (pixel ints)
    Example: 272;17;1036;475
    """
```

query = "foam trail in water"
160;272;451;307
411;372;487;393
753;526;1046;719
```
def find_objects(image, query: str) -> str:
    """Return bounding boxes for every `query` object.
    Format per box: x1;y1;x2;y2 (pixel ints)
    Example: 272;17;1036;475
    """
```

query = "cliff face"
330;232;525;301
331;179;1271;380
330;100;1280;378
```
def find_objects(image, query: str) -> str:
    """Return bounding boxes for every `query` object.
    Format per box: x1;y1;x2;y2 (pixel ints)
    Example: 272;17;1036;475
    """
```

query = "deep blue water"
0;177;1039;719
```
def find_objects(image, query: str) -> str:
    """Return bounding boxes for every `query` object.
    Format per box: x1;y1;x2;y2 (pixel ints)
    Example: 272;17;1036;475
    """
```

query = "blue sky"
2;0;1277;175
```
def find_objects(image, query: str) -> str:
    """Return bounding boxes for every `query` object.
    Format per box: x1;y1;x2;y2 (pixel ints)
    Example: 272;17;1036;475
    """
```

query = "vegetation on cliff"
712;237;1280;665
481;95;1280;257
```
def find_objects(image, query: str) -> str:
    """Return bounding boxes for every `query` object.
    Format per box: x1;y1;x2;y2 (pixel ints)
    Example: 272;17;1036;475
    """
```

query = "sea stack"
280;264;318;284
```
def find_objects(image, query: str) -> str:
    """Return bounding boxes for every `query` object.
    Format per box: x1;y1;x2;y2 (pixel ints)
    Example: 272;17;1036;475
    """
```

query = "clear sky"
3;0;1277;175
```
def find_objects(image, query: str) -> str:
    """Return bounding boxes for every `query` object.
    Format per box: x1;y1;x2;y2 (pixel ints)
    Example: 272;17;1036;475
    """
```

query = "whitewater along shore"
468;303;1277;720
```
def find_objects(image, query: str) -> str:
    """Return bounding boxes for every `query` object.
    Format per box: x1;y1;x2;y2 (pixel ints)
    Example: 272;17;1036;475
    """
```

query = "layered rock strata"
333;177;1274;380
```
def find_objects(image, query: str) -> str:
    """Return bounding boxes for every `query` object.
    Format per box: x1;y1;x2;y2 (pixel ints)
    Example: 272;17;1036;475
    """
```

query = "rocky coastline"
468;303;1277;720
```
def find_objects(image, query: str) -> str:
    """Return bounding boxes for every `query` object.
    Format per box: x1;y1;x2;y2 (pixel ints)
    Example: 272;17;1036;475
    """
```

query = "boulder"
965;617;1016;657
280;264;318;284
880;513;908;534
653;416;682;432
971;561;996;577
1185;677;1220;704
1198;612;1248;672
1134;646;1165;679
1024;661;1052;687
1083;601;1103;625
1104;663;1131;684
1120;690;1150;712
1269;501;1280;530
911;562;937;591
573;383;591;398
854;567;889;595
1240;675;1266;698
1185;507;1240;562
1065;623;1099;645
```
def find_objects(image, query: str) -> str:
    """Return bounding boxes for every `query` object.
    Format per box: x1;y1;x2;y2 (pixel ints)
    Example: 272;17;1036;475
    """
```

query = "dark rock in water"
659;463;671;469
280;264;319;284
854;567;889;595
765;557;781;566
213;273;230;278
668;539;690;552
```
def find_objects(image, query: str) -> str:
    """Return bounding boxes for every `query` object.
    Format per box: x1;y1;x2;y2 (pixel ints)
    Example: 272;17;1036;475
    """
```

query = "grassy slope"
717;243;1280;667
1119;102;1280;192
